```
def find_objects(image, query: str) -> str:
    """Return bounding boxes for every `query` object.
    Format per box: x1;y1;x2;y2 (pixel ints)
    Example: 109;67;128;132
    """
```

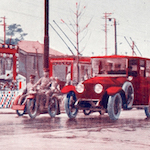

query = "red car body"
61;55;150;120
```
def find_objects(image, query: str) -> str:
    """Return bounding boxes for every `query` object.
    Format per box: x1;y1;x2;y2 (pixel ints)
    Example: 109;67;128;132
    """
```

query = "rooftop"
18;40;64;56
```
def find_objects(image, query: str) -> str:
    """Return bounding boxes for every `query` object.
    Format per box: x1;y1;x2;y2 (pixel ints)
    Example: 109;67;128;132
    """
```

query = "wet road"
0;108;150;150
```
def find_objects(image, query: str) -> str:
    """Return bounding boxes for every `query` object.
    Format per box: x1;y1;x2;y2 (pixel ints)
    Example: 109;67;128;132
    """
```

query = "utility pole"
44;0;49;71
0;16;6;44
131;41;135;56
108;17;117;55
130;37;142;56
76;2;79;83
104;13;112;56
114;18;117;55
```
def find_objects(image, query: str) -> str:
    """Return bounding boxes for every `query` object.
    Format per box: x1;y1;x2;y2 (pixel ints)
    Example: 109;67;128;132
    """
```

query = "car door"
139;59;148;105
145;60;150;105
128;58;147;105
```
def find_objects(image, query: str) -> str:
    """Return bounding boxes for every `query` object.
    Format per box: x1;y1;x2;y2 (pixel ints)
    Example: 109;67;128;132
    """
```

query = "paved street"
0;108;150;150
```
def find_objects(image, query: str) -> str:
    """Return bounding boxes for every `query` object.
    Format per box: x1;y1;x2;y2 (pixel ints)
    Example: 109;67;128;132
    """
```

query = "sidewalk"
0;108;16;114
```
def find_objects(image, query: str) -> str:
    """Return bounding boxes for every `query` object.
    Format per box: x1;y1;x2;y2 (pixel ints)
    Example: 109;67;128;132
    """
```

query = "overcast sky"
0;0;150;57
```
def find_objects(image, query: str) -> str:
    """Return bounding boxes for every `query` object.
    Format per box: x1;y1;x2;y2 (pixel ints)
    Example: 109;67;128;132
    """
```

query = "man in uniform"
32;69;52;111
18;74;36;105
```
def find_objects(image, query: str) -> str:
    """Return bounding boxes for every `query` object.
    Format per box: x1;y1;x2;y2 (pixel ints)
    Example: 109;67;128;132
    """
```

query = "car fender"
61;85;76;94
106;86;122;96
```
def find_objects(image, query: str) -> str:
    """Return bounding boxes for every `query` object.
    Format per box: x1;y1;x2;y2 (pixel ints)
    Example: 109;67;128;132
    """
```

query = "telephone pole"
104;13;112;56
76;2;80;83
113;18;117;55
44;0;49;71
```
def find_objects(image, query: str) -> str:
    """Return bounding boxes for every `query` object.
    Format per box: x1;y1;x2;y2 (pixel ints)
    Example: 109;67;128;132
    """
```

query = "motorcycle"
11;90;60;118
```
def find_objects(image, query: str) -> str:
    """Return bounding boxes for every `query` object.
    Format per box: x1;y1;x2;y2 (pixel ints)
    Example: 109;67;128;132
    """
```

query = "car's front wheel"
65;91;78;119
107;93;122;120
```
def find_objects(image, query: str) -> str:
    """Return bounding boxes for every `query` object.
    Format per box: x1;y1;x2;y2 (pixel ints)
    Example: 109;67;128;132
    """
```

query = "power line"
49;23;75;55
53;20;77;51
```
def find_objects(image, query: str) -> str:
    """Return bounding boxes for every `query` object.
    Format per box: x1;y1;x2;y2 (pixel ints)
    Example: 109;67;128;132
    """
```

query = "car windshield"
92;57;127;76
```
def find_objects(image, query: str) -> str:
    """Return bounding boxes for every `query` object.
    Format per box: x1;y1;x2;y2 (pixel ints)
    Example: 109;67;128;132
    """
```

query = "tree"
61;3;92;55
6;23;27;45
59;3;92;82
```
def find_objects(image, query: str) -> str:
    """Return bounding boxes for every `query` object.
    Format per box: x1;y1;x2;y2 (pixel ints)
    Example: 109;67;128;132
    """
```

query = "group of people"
18;69;60;111
19;68;91;111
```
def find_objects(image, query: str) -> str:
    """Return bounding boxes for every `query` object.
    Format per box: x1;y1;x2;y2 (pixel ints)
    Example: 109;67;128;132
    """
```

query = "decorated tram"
0;44;26;108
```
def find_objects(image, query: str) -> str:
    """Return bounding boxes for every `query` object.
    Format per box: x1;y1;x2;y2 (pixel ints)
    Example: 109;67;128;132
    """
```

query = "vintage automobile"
61;55;150;120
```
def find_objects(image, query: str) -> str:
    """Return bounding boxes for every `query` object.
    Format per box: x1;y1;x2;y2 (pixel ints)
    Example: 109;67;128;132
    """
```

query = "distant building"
17;40;92;84
18;40;64;82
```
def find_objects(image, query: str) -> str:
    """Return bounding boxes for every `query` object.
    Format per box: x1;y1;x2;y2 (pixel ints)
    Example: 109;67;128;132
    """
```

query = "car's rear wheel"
83;110;91;115
65;91;78;119
27;99;38;118
107;93;122;120
122;82;134;109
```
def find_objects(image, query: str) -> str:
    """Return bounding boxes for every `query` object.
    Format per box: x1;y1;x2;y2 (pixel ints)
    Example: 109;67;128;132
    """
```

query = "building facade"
18;40;64;82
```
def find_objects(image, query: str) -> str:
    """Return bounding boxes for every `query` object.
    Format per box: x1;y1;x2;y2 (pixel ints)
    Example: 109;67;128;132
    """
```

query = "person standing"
65;71;71;85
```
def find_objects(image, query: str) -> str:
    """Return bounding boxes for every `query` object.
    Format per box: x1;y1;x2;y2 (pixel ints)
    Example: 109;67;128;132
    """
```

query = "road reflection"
21;113;150;134
22;117;62;131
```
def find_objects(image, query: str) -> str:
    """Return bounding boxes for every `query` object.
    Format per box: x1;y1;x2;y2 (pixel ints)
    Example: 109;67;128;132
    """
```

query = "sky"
0;0;150;58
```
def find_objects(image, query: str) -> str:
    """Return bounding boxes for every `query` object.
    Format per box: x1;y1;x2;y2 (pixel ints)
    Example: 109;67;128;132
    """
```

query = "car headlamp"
94;84;103;94
76;83;84;93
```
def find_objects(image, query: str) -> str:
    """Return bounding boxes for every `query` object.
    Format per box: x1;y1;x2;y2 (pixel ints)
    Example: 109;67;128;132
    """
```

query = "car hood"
83;76;127;86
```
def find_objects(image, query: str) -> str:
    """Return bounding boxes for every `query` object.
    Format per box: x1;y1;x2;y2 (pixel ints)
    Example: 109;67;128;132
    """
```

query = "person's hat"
30;74;35;79
43;68;49;72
